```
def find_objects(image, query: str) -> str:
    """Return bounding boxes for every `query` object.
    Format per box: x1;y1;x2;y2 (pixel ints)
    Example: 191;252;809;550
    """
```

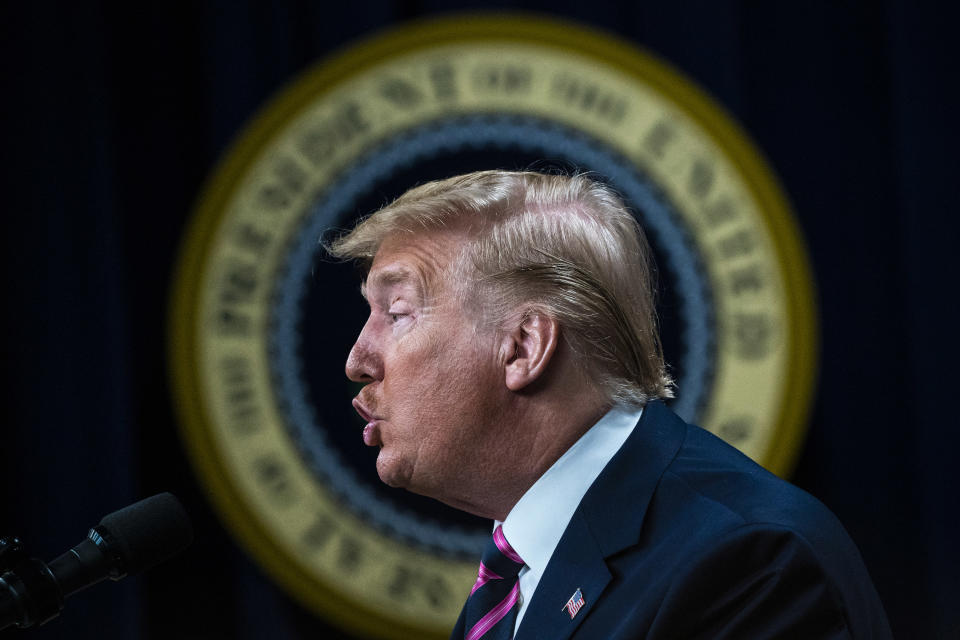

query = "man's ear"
500;312;560;391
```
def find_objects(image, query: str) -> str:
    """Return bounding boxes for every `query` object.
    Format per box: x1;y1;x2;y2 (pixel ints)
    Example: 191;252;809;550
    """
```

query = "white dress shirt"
497;403;644;637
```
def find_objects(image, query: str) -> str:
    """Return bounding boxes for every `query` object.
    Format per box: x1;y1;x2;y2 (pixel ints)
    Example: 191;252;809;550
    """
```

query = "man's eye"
388;312;407;323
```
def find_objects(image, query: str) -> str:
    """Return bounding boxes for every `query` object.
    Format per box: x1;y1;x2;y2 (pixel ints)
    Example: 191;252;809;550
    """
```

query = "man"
329;170;892;639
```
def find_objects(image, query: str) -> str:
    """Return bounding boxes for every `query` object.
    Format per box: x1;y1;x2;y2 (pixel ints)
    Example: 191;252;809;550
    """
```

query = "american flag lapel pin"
562;588;585;619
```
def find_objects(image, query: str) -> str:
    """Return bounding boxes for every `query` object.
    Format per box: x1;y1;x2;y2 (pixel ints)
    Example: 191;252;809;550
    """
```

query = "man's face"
345;231;506;508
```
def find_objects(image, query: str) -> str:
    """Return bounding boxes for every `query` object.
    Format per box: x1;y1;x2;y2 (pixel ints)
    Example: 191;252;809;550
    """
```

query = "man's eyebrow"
361;266;423;301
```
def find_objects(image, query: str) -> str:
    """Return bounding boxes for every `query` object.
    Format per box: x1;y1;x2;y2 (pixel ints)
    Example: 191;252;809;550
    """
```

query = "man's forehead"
361;232;464;298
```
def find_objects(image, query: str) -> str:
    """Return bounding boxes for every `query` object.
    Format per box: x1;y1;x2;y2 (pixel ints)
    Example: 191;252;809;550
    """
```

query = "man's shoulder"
661;421;840;538
634;416;891;637
585;401;844;546
546;404;892;639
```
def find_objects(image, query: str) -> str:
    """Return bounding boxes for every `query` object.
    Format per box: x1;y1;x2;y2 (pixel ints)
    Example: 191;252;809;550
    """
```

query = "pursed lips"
352;398;384;447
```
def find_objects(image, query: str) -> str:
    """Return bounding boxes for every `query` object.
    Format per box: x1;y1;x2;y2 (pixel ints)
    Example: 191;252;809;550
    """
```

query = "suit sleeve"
644;524;855;640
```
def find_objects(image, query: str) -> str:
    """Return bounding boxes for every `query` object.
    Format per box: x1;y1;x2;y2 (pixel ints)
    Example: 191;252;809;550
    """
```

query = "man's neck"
479;389;610;521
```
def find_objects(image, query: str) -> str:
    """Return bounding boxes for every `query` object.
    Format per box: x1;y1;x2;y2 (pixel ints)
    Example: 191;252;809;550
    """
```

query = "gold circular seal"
169;14;817;639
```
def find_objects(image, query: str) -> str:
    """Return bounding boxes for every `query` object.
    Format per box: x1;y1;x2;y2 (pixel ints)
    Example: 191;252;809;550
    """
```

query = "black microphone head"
96;493;193;576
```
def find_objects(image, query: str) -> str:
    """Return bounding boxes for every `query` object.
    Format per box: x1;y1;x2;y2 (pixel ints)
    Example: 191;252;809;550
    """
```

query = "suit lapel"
580;401;686;556
514;401;687;639
514;512;610;640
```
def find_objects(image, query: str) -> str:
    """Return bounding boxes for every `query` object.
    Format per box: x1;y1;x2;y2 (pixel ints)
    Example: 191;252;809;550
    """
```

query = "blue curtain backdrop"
1;2;956;639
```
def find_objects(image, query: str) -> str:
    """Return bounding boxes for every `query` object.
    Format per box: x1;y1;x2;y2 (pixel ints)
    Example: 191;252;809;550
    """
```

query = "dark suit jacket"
453;401;892;639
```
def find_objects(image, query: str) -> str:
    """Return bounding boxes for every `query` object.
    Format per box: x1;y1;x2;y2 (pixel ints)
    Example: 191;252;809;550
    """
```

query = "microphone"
0;492;193;631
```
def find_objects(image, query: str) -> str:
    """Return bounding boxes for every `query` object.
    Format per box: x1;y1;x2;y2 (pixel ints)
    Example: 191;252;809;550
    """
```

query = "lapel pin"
562;587;585;619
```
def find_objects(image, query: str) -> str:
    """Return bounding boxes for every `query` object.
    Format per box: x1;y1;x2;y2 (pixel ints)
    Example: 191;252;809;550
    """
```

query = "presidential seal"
169;15;817;639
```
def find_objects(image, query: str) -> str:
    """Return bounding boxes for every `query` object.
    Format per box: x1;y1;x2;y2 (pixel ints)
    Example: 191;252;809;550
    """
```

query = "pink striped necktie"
462;525;526;640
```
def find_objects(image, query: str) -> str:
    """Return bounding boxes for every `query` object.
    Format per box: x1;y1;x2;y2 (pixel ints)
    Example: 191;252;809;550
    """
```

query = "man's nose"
346;333;383;383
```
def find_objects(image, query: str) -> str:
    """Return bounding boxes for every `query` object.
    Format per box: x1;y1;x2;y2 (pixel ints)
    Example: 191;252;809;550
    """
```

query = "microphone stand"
0;536;64;630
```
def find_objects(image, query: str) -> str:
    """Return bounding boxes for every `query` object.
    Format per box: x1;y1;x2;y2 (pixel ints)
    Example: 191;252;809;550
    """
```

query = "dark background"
1;2;957;638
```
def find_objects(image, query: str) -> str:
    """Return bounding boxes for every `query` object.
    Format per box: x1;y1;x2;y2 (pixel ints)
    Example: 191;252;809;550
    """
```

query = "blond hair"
327;170;674;405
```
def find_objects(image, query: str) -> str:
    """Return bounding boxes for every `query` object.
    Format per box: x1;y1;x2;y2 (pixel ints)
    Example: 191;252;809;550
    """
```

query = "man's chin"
377;473;405;489
375;455;409;489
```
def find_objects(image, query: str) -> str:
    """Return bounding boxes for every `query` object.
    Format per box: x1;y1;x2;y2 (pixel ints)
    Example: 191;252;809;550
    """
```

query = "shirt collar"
498;403;644;582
